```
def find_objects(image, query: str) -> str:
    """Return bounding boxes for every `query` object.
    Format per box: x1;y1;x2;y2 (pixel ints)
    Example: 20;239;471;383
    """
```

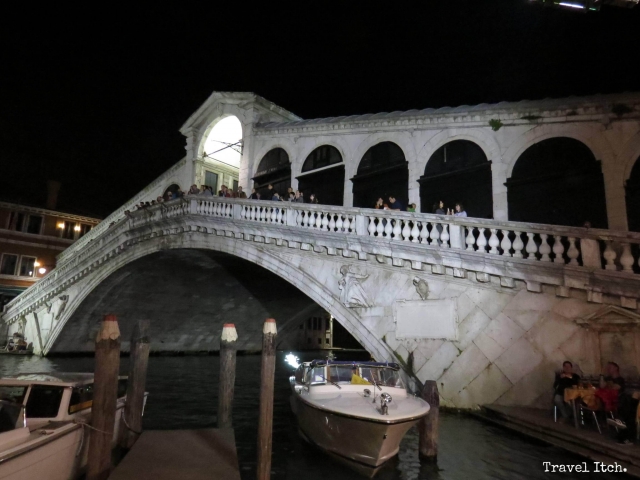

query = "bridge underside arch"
46;235;391;361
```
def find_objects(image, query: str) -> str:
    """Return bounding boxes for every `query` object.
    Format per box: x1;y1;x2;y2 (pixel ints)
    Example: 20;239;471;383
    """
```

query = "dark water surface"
0;352;629;480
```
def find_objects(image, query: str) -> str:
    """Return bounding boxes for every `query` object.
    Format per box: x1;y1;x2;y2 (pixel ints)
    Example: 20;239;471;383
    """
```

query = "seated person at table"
597;361;625;411
553;361;580;419
600;362;638;445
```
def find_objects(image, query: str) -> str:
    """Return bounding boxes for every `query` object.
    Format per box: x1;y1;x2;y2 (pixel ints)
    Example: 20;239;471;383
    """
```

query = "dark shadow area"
51;249;318;353
252;148;291;199
352;142;408;209
297;146;345;206
626;155;640;233
419;140;493;218
506;137;608;228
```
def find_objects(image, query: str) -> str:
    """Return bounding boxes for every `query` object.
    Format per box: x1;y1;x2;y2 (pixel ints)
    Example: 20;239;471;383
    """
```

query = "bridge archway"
506;137;608;228
252;148;291;199
352;141;408;209
43;232;391;361
297;145;344;206
199;115;243;193
419;140;493;218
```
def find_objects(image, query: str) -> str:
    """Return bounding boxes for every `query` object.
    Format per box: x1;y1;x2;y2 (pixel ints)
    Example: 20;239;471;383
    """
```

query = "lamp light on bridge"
38;267;47;275
57;221;65;229
74;224;81;232
34;261;40;267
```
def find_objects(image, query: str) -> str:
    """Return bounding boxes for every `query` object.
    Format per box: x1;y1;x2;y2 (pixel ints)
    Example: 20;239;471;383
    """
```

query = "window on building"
7;212;25;231
61;222;75;239
205;171;219;191
79;224;92;238
0;254;18;275
26;215;43;234
19;256;36;277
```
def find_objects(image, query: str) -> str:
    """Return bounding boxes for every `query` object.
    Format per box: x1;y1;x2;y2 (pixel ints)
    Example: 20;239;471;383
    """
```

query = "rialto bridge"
2;91;640;409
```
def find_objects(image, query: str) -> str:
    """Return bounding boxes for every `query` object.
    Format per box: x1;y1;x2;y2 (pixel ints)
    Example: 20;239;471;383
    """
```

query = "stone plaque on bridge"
394;299;458;340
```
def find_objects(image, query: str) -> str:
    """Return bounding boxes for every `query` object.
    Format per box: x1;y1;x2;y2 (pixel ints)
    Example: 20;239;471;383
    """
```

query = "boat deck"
109;428;240;480
475;405;640;477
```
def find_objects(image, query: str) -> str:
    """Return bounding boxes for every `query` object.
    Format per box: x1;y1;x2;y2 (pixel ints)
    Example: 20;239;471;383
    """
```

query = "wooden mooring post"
218;323;238;429
120;319;150;449
418;380;440;462
87;314;121;480
257;318;277;480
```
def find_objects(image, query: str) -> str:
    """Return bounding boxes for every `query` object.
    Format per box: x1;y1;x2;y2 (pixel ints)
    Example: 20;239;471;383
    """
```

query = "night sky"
2;1;639;218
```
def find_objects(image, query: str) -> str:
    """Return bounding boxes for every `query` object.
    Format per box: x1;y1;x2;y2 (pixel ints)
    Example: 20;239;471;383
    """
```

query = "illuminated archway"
201;116;243;192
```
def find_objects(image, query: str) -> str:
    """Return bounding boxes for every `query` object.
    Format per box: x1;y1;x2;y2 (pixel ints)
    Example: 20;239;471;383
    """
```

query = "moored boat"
0;373;138;480
0;334;33;356
289;359;430;477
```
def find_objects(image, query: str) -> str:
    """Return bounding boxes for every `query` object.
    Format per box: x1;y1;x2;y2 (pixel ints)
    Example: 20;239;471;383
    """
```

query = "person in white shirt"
454;202;467;217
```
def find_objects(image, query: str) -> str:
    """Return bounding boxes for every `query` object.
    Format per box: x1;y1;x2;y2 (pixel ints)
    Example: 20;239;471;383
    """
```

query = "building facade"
0;201;100;308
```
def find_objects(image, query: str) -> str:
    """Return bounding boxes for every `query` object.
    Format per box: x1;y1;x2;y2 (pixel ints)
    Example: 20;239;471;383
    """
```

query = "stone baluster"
488;229;500;254
384;218;393;238
270;208;277;223
441;224;450;248
401;221;411;241
392;219;402;240
240;206;246;220
411;222;420;243
322;213;330;232
525;232;538;260
567;237;580;266
603;241;617;270
336;214;344;232
465;227;475;251
276;209;283;224
260;207;266;223
419;223;429;244
368;217;377;236
329;214;336;232
512;231;524;258
500;230;512;257
539;234;551;262
552;236;564;263
430;223;441;246
476;228;488;253
620;243;634;273
315;212;323;229
250;206;256;221
376;217;384;237
343;215;352;233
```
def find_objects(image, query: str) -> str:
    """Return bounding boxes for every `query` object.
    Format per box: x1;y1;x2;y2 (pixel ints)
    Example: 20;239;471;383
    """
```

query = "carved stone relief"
413;277;430;300
338;265;372;308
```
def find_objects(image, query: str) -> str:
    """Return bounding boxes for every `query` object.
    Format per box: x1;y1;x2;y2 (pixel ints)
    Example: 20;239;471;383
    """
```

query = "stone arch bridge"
2;196;640;408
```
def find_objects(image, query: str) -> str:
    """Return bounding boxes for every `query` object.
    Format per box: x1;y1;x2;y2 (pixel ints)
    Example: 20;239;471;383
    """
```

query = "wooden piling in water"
418;380;440;462
87;314;121;480
218;323;238;429
257;318;277;480
120;319;150;449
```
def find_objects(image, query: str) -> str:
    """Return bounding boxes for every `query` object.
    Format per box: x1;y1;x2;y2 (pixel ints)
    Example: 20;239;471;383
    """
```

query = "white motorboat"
290;360;430;477
0;373;134;480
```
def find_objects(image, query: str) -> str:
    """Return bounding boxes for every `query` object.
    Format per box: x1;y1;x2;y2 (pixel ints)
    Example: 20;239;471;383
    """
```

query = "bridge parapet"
3;196;640;326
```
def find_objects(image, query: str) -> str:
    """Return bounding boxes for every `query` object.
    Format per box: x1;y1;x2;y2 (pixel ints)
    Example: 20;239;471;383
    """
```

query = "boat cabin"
294;360;405;389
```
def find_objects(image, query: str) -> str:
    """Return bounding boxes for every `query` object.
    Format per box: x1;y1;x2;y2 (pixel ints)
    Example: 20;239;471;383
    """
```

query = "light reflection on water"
0;352;628;480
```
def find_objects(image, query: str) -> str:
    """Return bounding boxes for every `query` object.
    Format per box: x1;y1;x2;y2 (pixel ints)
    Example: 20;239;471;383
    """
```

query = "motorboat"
0;334;33;355
289;359;430;477
0;373;138;480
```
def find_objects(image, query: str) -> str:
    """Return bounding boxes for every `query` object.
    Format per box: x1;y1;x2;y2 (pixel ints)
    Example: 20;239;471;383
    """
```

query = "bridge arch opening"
506;137;608;228
419;140;493;217
297;145;344;206
352;142;408;209
252;148;291;200
163;184;181;198
49;249;365;355
627;155;640;233
201;116;243;193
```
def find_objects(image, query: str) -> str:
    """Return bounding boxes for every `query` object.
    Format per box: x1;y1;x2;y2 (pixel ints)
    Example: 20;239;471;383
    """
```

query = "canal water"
0;352;628;480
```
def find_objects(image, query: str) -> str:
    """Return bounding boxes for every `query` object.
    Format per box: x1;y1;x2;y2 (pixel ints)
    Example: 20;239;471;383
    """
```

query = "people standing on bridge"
453;202;467;217
272;192;281;201
374;198;386;209
188;184;200;195
288;191;295;202
294;191;305;203
385;195;405;211
237;186;247;198
156;196;164;203
250;188;259;200
309;194;319;204
408;203;416;213
264;184;274;200
433;201;446;215
200;186;213;197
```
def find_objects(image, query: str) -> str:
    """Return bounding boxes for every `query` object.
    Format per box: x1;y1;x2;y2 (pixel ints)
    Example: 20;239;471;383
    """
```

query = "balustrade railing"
5;196;640;316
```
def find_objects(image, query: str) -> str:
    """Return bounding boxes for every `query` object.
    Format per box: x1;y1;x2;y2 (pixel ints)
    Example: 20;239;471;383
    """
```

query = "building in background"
0;181;101;308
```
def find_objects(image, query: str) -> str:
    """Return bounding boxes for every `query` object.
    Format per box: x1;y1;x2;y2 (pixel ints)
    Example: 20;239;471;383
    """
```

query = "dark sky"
1;1;639;217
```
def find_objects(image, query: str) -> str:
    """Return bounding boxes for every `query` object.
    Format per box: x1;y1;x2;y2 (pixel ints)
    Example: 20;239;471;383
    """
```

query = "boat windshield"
25;385;64;418
360;367;404;388
0;386;28;405
0;400;22;433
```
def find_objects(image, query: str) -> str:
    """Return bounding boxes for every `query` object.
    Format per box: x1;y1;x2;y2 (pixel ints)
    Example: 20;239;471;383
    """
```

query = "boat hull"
292;394;418;473
0;407;124;480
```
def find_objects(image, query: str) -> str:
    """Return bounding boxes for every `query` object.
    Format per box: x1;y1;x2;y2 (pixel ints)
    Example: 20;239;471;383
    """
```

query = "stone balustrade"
3;195;640;323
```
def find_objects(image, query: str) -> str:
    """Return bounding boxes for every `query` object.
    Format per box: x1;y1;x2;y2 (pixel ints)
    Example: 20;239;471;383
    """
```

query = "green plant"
612;103;633;117
489;119;503;131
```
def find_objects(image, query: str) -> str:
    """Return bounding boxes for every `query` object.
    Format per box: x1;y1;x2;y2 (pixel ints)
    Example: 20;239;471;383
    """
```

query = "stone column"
408;159;421;212
601;161;628;230
491;160;509;221
183;127;201;188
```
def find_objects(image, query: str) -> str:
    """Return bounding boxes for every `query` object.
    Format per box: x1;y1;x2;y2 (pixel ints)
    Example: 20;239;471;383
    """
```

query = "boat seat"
0;427;30;450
